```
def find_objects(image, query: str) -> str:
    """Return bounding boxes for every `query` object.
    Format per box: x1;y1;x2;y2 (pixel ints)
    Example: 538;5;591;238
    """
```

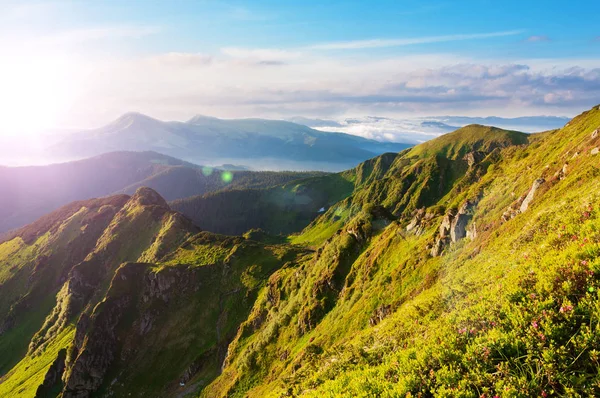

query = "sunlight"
0;55;75;137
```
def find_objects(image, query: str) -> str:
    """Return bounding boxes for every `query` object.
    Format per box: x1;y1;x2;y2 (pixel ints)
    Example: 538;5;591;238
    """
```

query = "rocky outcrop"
346;219;371;245
430;238;446;257
502;178;546;222
431;199;478;257
463;151;486;167
450;200;477;242
406;208;435;236
520;178;545;213
466;223;477;241
591;148;599;155
61;262;210;397
501;197;524;222
62;263;147;398
430;211;454;257
178;349;216;386
555;163;568;180
592;129;598;139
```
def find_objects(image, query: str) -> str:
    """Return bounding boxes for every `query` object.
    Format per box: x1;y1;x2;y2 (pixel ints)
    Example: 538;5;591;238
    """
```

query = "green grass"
202;105;600;397
2;107;600;397
0;326;74;398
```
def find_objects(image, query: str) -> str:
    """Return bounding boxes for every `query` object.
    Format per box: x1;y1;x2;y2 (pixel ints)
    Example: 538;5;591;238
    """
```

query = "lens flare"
202;166;213;176
221;171;233;183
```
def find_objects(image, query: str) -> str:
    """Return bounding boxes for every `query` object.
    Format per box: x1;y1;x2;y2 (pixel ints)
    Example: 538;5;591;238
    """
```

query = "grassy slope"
0;189;199;395
0;197;130;375
0;188;310;397
1;111;599;397
203;107;600;397
171;173;357;236
172;152;402;238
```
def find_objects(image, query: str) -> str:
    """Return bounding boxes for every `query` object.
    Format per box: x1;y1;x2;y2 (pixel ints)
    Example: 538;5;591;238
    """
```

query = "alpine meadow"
1;1;600;397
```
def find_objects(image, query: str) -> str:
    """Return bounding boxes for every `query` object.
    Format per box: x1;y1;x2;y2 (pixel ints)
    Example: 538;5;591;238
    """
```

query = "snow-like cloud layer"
303;114;570;144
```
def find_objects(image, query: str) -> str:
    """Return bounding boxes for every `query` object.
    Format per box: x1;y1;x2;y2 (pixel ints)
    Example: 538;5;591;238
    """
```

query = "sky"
0;0;599;137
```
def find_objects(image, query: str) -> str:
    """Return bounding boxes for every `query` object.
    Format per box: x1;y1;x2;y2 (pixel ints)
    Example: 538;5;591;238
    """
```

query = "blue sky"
0;0;599;133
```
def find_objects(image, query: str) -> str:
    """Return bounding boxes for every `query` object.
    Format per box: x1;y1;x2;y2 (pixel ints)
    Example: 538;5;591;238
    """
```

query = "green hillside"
1;105;600;397
205;106;600;397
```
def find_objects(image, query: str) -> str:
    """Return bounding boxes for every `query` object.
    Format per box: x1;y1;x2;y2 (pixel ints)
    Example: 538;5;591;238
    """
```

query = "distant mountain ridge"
47;113;411;171
0;151;324;234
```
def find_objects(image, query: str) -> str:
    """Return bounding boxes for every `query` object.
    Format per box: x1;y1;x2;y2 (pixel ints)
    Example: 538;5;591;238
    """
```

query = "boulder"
555;163;568;180
591;147;599;155
439;211;455;239
450;201;476;242
520;178;545;213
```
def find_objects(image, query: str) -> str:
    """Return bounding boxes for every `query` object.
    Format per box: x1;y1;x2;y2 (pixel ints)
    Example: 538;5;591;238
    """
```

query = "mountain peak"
186;114;222;124
407;124;529;160
129;187;169;208
107;112;161;129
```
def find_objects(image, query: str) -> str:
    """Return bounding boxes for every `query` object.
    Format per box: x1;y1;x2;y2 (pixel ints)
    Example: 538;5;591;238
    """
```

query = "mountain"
170;153;398;236
170;124;528;237
437;115;571;131
1;105;599;397
0;151;324;234
45;113;411;171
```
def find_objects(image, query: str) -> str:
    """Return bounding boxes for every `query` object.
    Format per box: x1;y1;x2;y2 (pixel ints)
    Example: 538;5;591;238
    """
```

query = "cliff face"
2;106;600;398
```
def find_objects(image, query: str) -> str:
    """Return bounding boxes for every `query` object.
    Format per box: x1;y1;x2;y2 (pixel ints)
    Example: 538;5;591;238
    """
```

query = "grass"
2;107;600;397
0;326;74;398
203;106;600;397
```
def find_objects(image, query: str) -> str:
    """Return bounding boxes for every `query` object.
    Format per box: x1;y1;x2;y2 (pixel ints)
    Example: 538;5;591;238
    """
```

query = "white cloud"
56;51;598;130
307;30;525;50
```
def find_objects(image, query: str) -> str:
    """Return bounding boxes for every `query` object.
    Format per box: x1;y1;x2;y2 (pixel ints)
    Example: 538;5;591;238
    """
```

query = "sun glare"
0;55;75;138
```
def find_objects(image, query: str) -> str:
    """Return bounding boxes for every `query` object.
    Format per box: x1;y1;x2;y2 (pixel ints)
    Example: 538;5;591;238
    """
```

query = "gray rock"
556;163;568;180
406;208;425;235
430;237;446;257
439;211;454;239
463;151;485;167
450;201;476;242
520;178;545;213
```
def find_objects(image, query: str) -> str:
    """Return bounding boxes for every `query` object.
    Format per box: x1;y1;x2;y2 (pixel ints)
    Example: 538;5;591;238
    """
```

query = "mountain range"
0;105;599;397
0;151;323;235
38;113;410;171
